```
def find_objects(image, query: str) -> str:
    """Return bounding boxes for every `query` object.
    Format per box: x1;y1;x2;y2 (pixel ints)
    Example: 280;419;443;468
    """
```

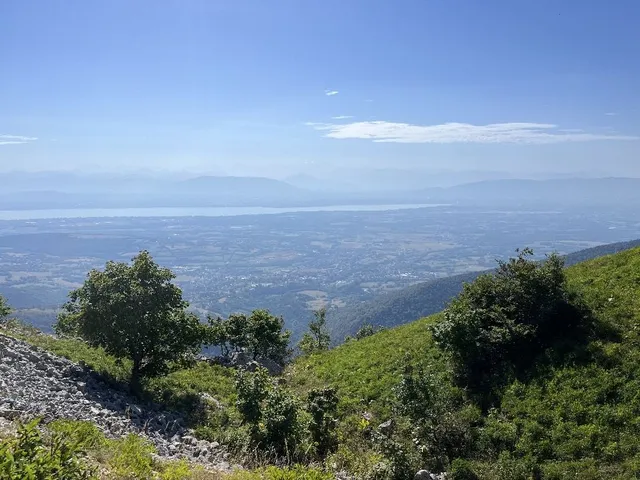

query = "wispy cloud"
605;112;618;116
331;115;353;120
324;90;339;96
0;134;37;146
307;121;638;144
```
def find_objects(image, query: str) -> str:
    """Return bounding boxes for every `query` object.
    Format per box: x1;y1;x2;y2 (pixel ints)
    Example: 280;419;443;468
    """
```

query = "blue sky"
1;0;639;177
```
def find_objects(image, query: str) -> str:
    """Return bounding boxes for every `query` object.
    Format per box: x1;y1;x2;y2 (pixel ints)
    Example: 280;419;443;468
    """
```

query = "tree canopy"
206;309;291;364
55;250;203;392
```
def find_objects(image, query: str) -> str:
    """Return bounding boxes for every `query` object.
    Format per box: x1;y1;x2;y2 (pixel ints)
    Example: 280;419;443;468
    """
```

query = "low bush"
0;419;96;479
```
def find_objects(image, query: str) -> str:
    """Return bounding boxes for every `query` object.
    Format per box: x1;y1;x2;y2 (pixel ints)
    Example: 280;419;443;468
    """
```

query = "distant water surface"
0;204;445;221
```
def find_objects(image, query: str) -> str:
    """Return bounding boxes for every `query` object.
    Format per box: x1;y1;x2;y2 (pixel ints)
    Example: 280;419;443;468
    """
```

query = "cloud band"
308;121;638;144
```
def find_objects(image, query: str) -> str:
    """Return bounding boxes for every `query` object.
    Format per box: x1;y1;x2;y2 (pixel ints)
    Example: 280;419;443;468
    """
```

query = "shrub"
236;367;270;439
0;418;96;479
354;323;384;340
0;294;11;322
370;426;418;480
306;388;339;457
235;367;302;458
225;465;334;480
158;459;195;480
48;419;107;451
262;386;302;458
449;458;479;480
394;362;480;471
431;249;593;407
107;433;156;479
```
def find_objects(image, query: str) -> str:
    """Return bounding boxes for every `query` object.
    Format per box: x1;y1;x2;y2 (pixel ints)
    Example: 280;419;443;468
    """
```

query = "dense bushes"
430;249;593;407
0;417;337;480
235;367;303;458
0;419;95;479
234;368;339;462
394;364;480;471
307;388;339;457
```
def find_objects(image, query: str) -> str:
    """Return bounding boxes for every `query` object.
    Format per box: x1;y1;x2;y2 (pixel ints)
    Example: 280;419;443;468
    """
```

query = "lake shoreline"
0;204;448;221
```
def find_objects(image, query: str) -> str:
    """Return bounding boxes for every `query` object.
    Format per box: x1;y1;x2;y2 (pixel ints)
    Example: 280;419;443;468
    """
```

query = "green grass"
3;418;331;480
288;314;447;420
288;246;640;478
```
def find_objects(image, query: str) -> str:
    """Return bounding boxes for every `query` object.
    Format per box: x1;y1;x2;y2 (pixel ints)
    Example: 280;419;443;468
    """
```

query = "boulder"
414;470;446;480
256;356;284;376
414;471;432;480
378;419;395;435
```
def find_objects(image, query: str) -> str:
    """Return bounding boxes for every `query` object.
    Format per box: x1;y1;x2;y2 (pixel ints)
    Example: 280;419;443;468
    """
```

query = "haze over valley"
2;201;639;340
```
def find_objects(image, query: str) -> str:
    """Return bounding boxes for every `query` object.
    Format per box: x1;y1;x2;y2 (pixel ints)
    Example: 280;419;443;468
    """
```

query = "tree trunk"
130;359;142;396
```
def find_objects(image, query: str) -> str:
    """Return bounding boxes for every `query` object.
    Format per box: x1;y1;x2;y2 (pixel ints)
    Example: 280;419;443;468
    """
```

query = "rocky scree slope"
0;332;234;471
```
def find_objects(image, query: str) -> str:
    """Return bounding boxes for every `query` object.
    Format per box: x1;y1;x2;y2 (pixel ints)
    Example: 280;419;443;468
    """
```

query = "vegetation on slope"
328;238;640;340
0;418;333;480
290;246;640;478
5;243;640;479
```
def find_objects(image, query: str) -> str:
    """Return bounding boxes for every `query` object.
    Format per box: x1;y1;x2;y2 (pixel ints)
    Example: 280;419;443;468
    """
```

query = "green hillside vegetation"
290;246;640;479
0;417;333;480
4;244;640;479
328;238;640;340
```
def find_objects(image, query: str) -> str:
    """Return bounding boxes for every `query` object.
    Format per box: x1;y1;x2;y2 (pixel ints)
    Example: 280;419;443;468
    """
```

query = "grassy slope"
289;246;640;477
288;314;446;420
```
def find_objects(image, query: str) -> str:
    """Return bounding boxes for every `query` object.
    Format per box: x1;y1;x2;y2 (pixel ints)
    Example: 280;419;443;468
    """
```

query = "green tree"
55;251;203;393
206;313;250;357
246;309;291;363
0;294;11;322
430;248;592;407
206;309;291;364
298;308;330;355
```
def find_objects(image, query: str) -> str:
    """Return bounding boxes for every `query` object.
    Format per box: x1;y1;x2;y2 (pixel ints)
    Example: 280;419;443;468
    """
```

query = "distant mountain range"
1;171;640;210
328;238;640;340
420;177;640;206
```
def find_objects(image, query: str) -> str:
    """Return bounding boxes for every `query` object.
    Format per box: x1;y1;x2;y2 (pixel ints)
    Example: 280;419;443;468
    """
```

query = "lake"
0;204;445;221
